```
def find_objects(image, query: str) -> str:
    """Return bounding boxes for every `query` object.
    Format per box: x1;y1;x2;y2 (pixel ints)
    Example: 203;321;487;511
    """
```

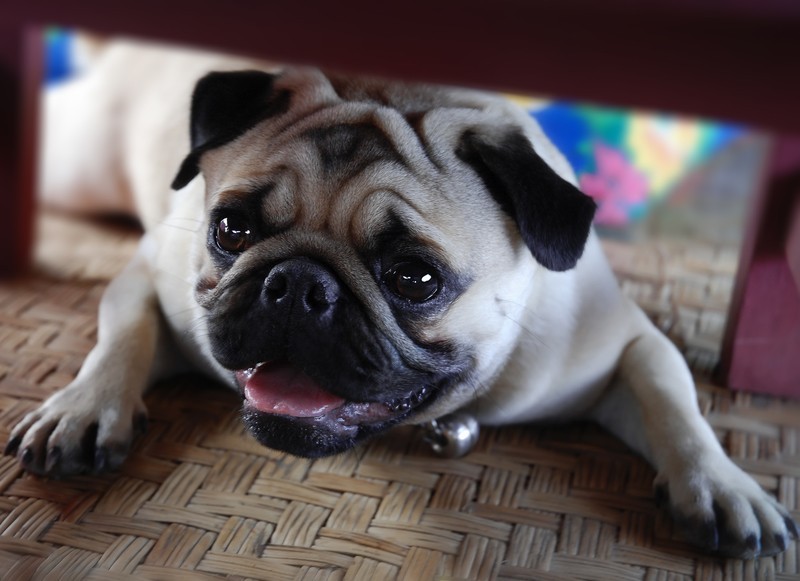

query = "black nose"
263;258;341;314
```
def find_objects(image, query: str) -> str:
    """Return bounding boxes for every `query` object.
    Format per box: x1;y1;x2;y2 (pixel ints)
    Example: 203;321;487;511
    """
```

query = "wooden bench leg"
0;23;42;276
720;135;800;397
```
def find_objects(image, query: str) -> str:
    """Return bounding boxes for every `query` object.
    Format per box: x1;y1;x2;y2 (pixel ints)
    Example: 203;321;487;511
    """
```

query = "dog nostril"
264;271;289;302
305;281;337;310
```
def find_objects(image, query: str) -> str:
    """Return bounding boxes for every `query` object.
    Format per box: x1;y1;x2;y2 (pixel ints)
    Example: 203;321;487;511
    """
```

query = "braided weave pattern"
0;215;797;580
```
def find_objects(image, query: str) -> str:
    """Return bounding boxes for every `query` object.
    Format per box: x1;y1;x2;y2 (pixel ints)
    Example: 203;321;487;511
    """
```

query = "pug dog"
6;40;796;558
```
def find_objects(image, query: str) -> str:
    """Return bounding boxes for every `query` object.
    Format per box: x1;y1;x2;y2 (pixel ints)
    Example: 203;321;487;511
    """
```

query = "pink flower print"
579;144;649;227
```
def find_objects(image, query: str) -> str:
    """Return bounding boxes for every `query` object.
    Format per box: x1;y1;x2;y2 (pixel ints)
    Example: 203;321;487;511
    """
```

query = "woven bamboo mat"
0;213;798;580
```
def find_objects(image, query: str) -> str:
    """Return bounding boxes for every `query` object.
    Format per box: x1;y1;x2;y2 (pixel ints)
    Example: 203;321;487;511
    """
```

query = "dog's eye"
387;262;440;302
215;217;253;253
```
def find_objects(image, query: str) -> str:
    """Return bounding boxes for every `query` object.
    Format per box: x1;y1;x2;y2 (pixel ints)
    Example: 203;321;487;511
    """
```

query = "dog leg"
590;318;798;558
5;238;174;477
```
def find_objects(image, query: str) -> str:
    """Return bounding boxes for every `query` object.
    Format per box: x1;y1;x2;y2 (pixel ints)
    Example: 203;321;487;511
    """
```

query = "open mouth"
235;361;435;436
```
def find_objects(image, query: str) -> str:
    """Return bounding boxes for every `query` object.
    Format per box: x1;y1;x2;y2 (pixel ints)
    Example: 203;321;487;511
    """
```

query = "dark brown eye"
387;262;440;302
215;217;253;253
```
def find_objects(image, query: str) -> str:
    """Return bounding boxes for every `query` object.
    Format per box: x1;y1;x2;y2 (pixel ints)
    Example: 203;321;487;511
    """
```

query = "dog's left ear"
171;70;288;190
457;128;597;271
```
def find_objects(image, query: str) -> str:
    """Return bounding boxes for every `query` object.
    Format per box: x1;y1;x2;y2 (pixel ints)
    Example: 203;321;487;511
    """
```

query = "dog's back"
39;39;264;229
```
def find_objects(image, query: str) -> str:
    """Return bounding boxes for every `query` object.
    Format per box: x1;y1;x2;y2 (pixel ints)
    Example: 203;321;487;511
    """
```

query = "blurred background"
42;28;765;248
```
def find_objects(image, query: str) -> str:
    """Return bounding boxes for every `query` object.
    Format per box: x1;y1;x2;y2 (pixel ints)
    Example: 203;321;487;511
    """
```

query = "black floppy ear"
457;128;597;271
171;70;288;190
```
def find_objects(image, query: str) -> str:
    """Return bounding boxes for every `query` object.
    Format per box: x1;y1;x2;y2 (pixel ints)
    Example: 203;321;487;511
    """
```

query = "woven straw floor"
0;213;798;580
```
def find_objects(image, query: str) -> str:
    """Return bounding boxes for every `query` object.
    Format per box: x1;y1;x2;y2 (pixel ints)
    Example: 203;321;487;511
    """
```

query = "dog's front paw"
656;454;798;558
4;384;148;478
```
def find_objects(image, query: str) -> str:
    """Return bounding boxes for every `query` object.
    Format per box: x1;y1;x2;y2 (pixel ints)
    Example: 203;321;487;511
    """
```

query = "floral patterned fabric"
526;100;744;228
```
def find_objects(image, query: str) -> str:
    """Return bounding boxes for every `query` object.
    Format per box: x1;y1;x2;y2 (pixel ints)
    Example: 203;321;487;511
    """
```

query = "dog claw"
134;413;149;435
784;515;799;540
20;447;34;468
702;519;720;552
4;436;21;457
744;533;760;554
94;448;108;473
774;533;787;552
653;483;669;508
7;383;147;477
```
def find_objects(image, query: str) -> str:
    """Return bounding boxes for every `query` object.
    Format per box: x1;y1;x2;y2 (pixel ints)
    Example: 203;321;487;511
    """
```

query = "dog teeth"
386;386;431;413
386;398;409;413
413;386;429;404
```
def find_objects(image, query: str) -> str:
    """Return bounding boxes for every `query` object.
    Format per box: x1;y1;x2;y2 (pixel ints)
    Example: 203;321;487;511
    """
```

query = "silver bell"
422;412;480;458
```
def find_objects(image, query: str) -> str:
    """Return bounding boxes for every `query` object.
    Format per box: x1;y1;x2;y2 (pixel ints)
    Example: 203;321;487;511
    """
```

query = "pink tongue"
239;362;345;417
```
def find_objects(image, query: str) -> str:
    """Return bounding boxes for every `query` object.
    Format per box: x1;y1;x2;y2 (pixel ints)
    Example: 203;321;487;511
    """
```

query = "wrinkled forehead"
201;90;440;186
199;102;497;270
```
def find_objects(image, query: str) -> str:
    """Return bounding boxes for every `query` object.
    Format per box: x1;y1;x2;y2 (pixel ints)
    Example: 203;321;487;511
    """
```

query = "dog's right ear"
171;70;289;190
457;127;596;272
